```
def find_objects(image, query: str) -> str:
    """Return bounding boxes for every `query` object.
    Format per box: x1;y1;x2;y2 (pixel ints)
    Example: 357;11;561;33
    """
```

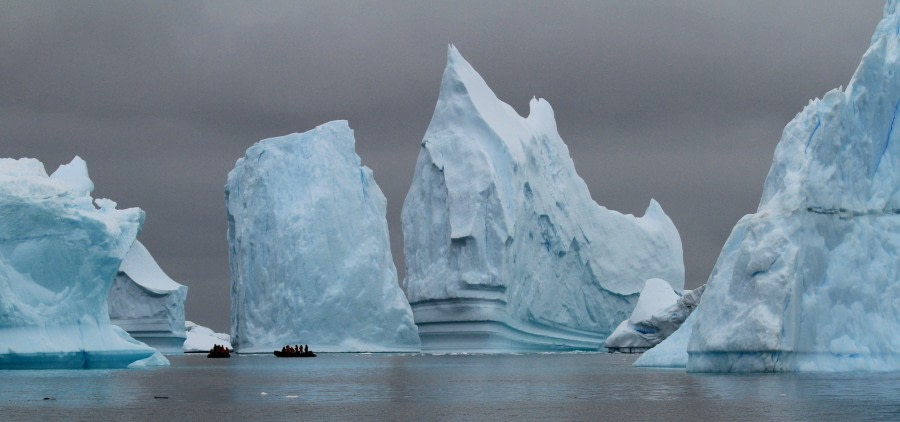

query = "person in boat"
304;345;308;353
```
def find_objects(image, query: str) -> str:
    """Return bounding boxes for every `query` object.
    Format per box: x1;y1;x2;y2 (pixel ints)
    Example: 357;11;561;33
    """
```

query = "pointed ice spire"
50;156;94;197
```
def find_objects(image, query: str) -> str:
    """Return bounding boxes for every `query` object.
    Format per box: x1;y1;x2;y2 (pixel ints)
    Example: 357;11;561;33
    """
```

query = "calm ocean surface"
1;353;898;421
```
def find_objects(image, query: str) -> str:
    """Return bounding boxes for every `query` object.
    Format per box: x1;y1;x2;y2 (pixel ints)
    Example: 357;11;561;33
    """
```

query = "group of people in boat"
281;344;309;354
210;344;230;354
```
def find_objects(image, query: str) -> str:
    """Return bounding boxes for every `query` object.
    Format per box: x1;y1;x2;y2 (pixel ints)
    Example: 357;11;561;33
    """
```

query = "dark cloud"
0;1;886;332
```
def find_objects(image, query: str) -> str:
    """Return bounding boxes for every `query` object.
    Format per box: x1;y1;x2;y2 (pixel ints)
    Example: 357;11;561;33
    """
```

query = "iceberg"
184;321;232;353
227;121;421;353
108;240;188;354
604;279;704;353
401;46;684;352
0;157;167;369
688;1;900;372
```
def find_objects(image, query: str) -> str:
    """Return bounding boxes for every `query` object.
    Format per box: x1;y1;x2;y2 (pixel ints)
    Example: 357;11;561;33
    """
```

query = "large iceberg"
604;279;704;353
108;240;188;354
401;46;684;352
227;121;421;353
688;1;900;372
0;157;167;369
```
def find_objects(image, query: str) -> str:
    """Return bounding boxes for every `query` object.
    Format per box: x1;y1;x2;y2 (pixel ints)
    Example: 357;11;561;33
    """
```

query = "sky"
1;1;887;332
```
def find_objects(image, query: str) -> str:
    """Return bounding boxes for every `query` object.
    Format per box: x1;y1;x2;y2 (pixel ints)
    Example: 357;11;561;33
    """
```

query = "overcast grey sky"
1;1;886;332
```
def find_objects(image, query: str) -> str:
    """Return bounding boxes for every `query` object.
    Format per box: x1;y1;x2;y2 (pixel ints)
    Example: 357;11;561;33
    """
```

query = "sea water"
0;353;898;421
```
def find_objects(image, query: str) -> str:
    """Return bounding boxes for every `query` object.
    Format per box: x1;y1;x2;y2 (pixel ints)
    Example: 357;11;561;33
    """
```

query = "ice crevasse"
401;46;684;352
687;0;900;372
227;121;420;353
0;157;167;369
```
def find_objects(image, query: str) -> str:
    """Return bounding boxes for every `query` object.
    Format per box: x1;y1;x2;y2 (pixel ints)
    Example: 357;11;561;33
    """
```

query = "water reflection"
0;353;898;420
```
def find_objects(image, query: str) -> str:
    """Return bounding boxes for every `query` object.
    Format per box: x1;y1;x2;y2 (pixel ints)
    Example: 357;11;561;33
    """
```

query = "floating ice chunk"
184;321;232;352
604;280;705;353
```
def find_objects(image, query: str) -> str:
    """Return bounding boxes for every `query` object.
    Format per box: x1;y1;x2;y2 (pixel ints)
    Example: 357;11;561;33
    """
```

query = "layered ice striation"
0;157;167;369
402;46;684;352
227;121;420;353
108;240;188;354
184;321;232;353
604;279;704;353
688;1;900;372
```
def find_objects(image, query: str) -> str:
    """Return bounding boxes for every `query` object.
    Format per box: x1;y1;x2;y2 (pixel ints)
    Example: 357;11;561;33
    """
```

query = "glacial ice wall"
227;121;420;353
688;1;900;372
0;157;167;369
108;240;188;354
402;46;684;352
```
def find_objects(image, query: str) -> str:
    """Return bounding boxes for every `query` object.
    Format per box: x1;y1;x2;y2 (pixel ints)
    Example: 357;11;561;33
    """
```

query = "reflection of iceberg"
688;1;900;372
227;121;420;353
604;280;703;353
184;321;232;353
0;157;167;369
402;46;684;352
109;240;188;354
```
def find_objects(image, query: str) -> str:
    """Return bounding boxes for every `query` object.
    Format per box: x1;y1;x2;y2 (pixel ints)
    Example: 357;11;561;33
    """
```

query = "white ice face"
687;1;900;372
226;121;420;353
401;46;684;352
184;321;232;353
108;240;189;354
0;157;166;369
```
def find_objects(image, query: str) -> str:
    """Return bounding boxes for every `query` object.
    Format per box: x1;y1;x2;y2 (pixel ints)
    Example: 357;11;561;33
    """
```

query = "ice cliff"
108;240;188;354
604;280;704;353
402;46;684;352
227;121;421;353
0;157;167;369
688;1;900;372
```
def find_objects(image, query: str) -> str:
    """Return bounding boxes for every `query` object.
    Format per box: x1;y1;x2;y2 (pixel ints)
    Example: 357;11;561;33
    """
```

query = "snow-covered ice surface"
0;157;167;369
688;1;900;372
108;240;188;354
183;321;232;352
227;121;420;353
604;279;703;353
402;46;684;352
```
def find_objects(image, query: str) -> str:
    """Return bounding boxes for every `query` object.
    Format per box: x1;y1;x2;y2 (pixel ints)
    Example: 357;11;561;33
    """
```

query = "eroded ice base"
412;299;603;352
0;325;164;369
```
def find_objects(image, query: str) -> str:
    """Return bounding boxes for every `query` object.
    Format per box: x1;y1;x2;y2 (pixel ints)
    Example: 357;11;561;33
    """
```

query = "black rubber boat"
273;351;316;358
